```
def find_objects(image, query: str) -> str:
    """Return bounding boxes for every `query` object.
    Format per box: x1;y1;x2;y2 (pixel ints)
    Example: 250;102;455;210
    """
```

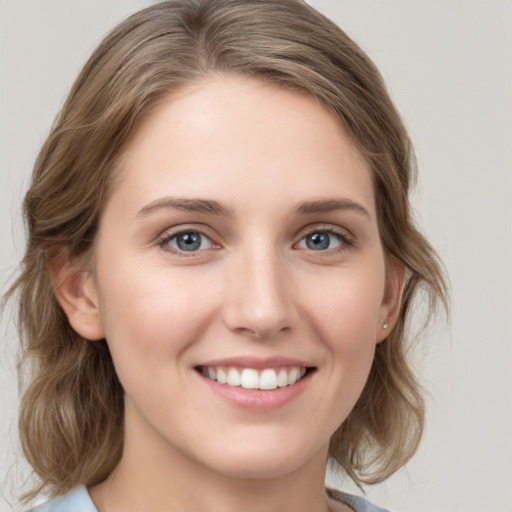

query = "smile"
197;366;310;390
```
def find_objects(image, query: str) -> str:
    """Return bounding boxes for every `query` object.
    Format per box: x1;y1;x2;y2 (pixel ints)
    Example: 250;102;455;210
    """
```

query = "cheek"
289;268;384;436
303;264;386;345
94;261;218;373
301;263;385;401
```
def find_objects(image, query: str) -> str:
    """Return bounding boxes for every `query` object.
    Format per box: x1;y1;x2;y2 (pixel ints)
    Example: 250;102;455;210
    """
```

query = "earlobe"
47;250;105;341
377;255;406;343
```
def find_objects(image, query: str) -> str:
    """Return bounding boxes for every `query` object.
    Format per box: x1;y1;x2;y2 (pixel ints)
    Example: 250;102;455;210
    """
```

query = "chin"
200;436;326;481
212;459;305;481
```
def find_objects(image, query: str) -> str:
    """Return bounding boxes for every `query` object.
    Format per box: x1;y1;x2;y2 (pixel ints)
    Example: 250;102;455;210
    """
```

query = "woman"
9;1;447;511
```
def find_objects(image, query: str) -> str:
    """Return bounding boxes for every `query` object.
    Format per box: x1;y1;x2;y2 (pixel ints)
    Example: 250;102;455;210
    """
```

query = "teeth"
241;369;259;389
259;369;277;390
227;368;241;386
277;369;288;387
288;367;300;385
202;366;308;390
217;368;227;384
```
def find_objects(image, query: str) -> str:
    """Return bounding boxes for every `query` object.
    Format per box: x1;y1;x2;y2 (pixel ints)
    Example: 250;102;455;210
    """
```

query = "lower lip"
198;372;311;410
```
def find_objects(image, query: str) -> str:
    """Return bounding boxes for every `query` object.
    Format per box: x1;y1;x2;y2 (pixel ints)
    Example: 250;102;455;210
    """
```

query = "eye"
161;230;215;253
296;229;348;251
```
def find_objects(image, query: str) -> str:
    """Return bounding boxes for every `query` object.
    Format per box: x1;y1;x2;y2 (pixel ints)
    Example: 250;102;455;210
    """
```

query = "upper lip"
196;356;315;369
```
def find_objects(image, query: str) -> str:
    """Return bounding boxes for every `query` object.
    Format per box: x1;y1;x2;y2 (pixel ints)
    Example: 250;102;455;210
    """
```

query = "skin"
56;75;404;512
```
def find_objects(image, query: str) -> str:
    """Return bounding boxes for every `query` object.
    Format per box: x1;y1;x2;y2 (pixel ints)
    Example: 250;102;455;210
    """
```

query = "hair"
7;0;448;502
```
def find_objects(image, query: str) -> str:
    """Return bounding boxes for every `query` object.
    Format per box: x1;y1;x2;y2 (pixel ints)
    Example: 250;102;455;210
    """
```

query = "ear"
377;255;406;343
47;250;105;341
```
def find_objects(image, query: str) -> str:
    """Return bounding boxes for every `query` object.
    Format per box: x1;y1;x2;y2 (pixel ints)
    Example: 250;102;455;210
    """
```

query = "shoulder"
327;488;391;512
30;486;98;512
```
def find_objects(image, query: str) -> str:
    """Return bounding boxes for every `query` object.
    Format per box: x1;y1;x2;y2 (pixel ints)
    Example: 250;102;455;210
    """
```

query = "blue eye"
297;230;344;251
163;231;214;252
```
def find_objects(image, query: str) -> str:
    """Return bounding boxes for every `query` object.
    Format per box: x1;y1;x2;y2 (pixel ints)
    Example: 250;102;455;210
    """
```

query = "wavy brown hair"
7;0;447;501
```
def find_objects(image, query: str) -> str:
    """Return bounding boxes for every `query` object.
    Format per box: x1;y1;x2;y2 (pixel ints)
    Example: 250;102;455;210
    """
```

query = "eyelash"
295;227;354;253
159;229;218;255
158;226;354;256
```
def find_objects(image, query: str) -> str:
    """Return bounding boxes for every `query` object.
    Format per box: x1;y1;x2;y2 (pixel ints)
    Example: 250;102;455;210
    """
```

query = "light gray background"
1;1;511;511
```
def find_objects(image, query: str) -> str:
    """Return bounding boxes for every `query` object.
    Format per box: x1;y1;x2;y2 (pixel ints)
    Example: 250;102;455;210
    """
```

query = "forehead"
109;75;375;217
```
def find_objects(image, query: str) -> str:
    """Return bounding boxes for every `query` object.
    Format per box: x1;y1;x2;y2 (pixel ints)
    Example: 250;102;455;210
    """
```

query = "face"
79;76;400;481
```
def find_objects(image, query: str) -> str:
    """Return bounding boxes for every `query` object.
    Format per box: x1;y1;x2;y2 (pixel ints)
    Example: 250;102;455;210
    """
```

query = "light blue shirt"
32;485;390;512
31;486;97;512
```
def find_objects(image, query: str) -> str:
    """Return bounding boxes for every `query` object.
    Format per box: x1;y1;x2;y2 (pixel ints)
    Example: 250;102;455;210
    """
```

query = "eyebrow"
295;198;371;218
136;196;370;219
136;197;233;217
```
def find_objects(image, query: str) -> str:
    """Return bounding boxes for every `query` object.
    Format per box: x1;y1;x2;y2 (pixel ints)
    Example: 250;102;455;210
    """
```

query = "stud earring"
382;322;389;329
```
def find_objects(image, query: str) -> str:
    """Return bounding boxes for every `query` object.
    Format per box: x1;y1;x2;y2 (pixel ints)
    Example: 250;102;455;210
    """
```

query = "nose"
222;248;295;340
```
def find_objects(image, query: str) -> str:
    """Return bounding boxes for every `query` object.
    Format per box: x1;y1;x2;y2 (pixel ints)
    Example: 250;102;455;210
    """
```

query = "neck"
89;410;332;512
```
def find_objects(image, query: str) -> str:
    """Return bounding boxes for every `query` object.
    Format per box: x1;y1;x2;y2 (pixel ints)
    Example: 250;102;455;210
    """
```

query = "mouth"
195;365;315;391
